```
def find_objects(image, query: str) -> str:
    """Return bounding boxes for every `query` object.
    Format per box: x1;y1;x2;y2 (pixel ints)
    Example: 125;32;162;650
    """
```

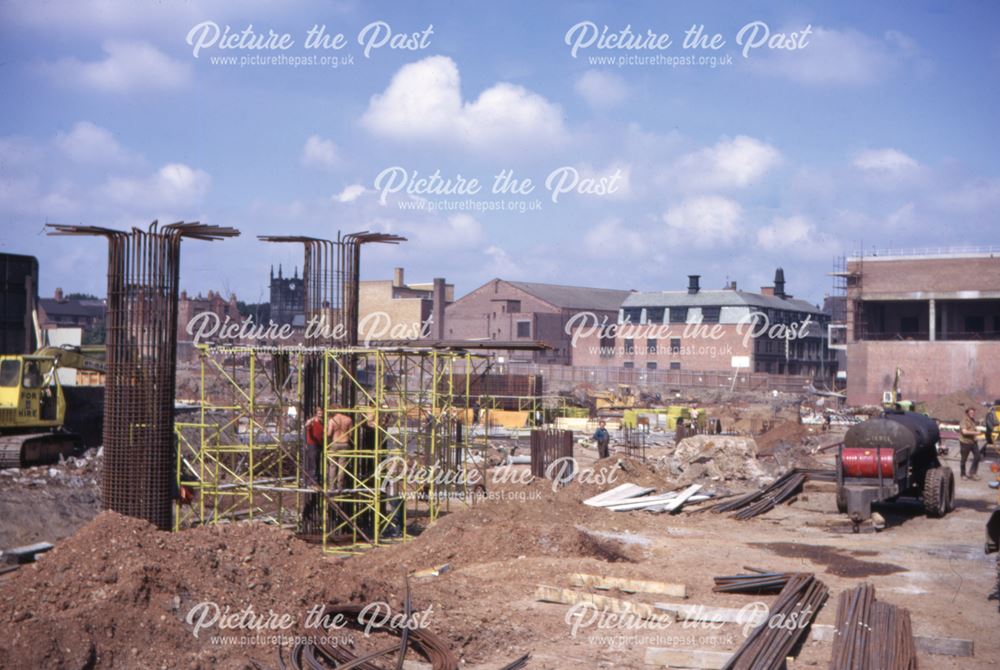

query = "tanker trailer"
836;410;954;532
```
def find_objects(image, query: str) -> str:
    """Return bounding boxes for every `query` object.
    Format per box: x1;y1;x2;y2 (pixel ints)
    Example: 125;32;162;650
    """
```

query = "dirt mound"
924;391;984;423
1;477;652;669
755;420;811;455
0;511;395;669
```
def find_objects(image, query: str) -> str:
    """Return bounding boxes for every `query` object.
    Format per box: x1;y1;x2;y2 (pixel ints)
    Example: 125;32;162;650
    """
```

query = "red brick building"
571;271;834;378
836;250;1000;405
444;279;631;364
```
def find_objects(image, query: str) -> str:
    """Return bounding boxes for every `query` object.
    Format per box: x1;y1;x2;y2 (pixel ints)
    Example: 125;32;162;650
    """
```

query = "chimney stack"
54;287;64;302
687;275;701;295
393;267;405;288
774;267;786;299
431;278;446;339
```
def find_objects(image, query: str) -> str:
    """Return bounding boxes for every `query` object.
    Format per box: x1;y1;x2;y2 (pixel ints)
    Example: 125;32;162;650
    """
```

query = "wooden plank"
660;484;702;512
534;585;674;623
569;573;686;598
810;624;973;657
583;483;656;507
654;602;767;626
643;647;733;669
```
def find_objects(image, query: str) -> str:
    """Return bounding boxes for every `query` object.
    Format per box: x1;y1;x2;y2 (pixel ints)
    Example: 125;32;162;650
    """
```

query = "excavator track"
0;433;82;469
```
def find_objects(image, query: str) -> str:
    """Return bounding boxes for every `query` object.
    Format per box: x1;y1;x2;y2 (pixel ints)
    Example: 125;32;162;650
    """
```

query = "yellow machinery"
590;384;637;412
0;345;105;468
881;368;925;414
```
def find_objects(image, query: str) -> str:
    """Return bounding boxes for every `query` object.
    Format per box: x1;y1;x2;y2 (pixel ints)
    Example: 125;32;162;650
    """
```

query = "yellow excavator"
0;345;105;468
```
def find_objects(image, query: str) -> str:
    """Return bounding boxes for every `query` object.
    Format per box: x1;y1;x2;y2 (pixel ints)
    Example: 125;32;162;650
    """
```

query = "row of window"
623;361;682;370
622;306;720;324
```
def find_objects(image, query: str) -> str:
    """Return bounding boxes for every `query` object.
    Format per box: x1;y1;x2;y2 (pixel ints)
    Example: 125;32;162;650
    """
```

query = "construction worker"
593;420;610;459
985;401;998;449
301;407;329;530
959;406;981;481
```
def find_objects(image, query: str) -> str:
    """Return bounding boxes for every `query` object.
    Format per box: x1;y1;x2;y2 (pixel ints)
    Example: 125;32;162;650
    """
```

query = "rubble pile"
0;448;103;548
666;434;767;485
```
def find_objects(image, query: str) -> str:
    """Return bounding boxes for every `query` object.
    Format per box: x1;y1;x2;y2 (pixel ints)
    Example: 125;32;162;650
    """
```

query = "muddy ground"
1;435;998;669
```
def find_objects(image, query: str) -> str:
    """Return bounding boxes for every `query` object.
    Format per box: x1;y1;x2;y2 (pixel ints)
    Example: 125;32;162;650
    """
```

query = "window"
647;338;657;354
508;300;521;312
624;338;635;355
516;321;531;338
646;307;665;324
669;307;688;324
702;306;721;323
599;335;615;358
0;359;20;387
623;361;635;369
669;361;681;370
965;316;985;334
670;337;681;353
646;361;657;370
622;307;642;324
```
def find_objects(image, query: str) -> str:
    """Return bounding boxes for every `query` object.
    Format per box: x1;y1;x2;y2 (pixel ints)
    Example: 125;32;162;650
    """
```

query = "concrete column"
928;299;936;341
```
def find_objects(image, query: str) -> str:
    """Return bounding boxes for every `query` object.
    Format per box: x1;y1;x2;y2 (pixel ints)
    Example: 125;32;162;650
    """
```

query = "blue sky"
1;0;999;306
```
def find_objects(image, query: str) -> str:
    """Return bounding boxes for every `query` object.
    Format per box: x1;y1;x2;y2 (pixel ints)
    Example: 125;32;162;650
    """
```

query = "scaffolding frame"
175;344;492;554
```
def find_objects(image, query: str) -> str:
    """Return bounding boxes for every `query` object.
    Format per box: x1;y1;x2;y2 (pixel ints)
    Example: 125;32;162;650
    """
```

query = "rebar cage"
175;344;492;554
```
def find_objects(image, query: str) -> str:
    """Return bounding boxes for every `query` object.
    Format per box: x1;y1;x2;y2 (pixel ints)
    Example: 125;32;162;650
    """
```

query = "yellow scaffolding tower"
174;345;491;554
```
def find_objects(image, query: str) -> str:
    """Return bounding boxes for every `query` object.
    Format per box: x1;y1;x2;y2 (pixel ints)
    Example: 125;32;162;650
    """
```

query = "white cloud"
332;184;367;203
756;215;816;250
853;148;919;173
934;178;1000;213
574;70;628;109
43;41;191;92
483;244;524;278
662;196;743;247
362;56;566;150
54;121;138;165
102;163;210;208
673;136;782;191
301;135;339;169
584;219;644;256
747;27;923;86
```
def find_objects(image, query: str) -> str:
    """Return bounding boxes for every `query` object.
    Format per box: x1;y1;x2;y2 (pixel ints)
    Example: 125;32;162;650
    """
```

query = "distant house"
38;288;105;343
445;279;632;364
572;270;834;379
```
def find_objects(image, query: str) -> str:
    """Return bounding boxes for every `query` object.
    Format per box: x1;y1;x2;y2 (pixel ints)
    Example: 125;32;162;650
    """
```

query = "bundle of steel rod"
795;467;838;482
829;584;917;670
713;569;800;594
710;469;807;520
723;572;829;670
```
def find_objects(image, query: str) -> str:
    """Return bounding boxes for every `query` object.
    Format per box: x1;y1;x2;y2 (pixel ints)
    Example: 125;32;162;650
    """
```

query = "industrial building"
358;267;452;342
444;279;631;364
835;249;1000;405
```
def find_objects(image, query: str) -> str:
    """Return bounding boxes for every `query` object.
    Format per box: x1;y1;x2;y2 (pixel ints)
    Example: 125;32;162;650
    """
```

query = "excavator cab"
0;352;81;468
0;355;65;431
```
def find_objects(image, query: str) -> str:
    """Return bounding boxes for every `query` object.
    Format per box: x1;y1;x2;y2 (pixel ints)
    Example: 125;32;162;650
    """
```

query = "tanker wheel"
836;488;848;514
923;467;947;518
942;467;956;513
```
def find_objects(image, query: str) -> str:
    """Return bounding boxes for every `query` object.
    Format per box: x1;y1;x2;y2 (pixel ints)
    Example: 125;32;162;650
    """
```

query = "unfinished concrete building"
835;249;1000;405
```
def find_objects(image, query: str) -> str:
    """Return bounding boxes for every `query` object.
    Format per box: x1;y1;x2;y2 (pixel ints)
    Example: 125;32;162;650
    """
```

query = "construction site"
1;224;999;670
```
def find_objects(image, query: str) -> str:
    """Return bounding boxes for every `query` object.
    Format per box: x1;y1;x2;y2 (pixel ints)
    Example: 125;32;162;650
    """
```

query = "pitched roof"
39;298;105;318
622;289;824;314
506;281;632;312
